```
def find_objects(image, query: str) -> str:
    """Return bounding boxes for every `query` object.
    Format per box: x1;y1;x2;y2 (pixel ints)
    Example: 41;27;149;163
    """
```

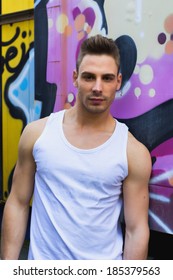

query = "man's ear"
116;73;122;91
73;70;78;87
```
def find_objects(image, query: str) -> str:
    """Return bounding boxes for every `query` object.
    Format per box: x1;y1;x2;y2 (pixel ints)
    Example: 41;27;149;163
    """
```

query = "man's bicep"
123;177;149;229
11;159;35;205
123;141;151;229
10;126;36;205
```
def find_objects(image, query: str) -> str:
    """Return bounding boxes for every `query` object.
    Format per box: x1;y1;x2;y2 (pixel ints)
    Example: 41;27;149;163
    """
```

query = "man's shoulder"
24;110;64;142
26;109;64;129
127;132;149;152
27;115;49;131
127;131;152;172
19;116;49;149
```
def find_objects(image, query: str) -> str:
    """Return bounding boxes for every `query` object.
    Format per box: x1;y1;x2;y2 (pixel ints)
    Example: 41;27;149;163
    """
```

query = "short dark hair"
76;34;120;72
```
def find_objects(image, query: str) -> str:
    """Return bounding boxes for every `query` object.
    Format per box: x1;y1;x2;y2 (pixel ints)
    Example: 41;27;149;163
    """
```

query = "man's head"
73;35;122;115
76;34;120;74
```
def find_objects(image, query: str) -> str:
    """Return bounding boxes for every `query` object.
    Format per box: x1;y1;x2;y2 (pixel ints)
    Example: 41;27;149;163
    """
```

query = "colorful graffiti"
34;0;56;118
44;0;173;234
1;1;35;198
1;0;173;234
2;26;36;126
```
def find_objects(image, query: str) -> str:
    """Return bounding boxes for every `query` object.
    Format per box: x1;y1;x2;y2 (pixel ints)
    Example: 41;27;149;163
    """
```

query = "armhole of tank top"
32;113;55;157
116;120;129;178
124;124;129;178
32;110;65;157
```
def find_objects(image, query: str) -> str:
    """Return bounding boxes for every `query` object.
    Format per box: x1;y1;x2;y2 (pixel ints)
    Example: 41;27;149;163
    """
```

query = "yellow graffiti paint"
2;19;34;199
1;0;34;14
56;14;69;34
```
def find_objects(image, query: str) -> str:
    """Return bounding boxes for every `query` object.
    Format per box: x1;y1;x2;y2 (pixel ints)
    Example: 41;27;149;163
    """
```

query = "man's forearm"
1;202;29;260
123;228;149;260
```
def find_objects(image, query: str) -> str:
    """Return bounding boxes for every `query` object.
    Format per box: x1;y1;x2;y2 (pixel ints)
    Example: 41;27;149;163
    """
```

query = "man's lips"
89;97;105;101
89;98;104;104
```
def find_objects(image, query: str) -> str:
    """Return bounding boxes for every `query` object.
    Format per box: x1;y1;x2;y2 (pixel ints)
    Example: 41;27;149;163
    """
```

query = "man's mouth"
89;98;104;105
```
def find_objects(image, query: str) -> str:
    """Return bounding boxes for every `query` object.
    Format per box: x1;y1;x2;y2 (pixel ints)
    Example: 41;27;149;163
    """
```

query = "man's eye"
83;75;94;81
103;76;114;81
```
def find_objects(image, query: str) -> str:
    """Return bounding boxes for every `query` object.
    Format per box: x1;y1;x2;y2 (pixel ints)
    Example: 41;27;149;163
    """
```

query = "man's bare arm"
1;118;47;259
123;132;152;260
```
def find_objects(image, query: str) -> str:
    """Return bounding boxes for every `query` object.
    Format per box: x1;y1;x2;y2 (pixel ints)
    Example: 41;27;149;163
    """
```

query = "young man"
1;34;152;260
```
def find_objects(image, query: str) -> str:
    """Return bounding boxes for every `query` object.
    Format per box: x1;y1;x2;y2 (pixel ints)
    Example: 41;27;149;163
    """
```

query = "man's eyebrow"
81;72;116;77
103;73;116;77
81;71;95;75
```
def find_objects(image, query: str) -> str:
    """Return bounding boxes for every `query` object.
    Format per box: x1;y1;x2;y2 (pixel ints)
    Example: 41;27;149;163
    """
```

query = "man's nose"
92;78;102;92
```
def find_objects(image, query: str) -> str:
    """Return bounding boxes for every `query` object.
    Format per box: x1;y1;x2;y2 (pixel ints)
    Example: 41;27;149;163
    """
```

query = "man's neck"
65;105;114;132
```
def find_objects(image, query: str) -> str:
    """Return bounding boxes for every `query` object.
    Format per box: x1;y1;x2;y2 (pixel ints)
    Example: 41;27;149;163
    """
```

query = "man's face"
73;54;122;114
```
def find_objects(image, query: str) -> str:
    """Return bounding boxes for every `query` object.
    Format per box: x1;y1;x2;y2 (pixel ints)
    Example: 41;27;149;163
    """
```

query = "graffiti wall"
43;0;173;234
1;0;35;199
1;0;173;234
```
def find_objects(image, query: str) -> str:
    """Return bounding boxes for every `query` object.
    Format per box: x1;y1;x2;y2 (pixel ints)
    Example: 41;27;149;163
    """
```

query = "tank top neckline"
58;110;119;154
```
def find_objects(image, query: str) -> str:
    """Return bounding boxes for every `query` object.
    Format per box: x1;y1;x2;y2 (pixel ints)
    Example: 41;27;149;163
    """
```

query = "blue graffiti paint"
8;48;42;124
20;77;28;91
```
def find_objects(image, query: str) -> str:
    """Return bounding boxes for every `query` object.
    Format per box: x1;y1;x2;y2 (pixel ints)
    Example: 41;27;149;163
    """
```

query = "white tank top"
28;110;128;260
